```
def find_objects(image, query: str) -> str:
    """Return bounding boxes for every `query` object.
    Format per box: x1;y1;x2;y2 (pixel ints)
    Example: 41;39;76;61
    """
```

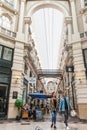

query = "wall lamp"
76;77;82;83
15;76;20;83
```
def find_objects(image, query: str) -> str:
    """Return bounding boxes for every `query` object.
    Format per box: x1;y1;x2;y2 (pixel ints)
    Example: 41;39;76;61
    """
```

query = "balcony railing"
0;26;16;38
80;31;87;39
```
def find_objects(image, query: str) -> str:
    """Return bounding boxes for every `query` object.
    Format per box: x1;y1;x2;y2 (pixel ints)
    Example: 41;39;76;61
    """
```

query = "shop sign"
13;91;18;99
66;66;74;72
29;77;36;84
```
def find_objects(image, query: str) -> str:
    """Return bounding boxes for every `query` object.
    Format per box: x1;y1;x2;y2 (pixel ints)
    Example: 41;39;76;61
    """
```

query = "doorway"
0;84;8;118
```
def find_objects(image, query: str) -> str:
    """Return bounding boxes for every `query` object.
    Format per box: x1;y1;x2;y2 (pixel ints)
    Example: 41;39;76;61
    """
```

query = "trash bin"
36;109;43;120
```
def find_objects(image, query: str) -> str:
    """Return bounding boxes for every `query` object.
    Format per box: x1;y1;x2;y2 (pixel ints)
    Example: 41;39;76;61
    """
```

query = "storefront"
0;45;14;119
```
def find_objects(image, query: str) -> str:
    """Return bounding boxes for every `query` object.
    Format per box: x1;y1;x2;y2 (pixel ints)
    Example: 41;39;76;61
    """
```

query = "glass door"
0;84;8;118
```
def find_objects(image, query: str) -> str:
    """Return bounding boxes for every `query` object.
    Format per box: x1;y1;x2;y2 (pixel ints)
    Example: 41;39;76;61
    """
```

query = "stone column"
14;0;18;9
7;42;24;119
18;0;26;33
65;17;72;43
73;43;87;119
80;0;84;8
24;17;32;42
70;0;78;33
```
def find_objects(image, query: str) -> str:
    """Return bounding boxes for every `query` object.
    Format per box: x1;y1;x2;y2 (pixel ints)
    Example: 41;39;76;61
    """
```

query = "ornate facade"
0;0;87;120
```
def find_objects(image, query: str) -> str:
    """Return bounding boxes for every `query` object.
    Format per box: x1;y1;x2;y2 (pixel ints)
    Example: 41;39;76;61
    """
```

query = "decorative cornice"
80;7;87;14
65;16;72;24
24;17;32;24
0;1;18;15
69;0;74;2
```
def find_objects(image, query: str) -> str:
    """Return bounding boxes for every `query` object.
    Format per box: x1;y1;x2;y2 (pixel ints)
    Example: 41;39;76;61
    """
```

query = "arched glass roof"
32;8;64;69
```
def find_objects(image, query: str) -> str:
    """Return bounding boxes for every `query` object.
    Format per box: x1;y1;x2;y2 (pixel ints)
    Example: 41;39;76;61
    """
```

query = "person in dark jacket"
50;92;57;129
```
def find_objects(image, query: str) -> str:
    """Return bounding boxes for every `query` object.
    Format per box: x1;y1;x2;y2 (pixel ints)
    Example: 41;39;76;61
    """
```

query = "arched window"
0;15;11;29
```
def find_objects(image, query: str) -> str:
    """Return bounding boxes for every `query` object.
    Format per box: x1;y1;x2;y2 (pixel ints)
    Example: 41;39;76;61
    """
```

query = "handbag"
70;110;77;117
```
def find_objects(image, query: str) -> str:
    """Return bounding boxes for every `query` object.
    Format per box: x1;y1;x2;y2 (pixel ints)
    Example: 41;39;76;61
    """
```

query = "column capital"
21;0;26;2
64;17;72;24
24;17;32;25
69;0;74;2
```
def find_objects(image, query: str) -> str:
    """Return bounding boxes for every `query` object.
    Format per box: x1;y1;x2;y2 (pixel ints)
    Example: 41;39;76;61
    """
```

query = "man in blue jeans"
51;109;56;128
59;92;72;130
50;92;57;129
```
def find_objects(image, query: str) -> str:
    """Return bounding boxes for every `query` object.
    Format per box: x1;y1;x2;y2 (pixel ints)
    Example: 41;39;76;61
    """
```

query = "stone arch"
47;81;57;92
1;13;13;24
27;1;70;17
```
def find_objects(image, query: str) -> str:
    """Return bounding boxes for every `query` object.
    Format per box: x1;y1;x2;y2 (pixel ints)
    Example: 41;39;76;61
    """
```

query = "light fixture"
66;87;69;90
15;76;20;83
76;76;82;83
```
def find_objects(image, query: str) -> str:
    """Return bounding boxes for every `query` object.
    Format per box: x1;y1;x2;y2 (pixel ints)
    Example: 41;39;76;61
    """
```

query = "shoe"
66;126;69;130
54;126;56;129
51;124;53;128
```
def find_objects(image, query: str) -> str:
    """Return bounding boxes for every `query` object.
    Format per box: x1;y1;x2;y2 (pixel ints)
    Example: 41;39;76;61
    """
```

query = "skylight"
32;8;64;69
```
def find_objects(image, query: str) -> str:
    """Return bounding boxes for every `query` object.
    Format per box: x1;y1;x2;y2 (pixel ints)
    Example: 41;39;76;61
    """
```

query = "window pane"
84;50;87;63
2;16;11;30
83;49;87;68
0;45;2;58
3;47;12;61
85;0;87;6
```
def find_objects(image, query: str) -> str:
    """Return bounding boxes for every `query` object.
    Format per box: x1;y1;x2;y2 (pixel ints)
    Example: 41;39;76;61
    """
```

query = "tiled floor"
0;114;87;130
0;121;87;130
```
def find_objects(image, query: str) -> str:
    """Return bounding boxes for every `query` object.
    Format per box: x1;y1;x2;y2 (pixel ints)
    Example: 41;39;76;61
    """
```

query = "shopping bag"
70;110;77;117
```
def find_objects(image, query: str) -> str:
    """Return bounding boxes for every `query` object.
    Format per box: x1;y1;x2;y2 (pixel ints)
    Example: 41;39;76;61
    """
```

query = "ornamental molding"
24;16;32;24
65;16;72;24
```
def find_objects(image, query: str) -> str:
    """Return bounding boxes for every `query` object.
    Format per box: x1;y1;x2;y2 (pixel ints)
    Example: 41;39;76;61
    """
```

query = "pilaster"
24;17;32;42
72;42;87;119
8;42;24;119
69;0;81;42
18;0;26;33
65;17;72;43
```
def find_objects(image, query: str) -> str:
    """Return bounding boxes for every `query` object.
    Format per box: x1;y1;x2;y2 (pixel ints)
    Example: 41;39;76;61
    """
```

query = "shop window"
30;71;32;77
3;47;12;61
0;16;11;30
83;49;87;68
22;88;26;105
84;0;87;6
0;45;2;58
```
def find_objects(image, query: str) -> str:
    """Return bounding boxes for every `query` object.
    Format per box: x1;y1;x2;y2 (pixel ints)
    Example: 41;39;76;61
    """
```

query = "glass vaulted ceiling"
32;8;64;69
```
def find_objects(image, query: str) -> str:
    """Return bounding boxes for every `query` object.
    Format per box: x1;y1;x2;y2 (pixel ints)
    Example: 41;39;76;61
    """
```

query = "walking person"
59;92;72;130
50;92;57;129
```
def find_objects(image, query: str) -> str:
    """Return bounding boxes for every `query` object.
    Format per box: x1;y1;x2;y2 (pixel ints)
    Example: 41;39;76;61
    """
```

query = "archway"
27;1;70;17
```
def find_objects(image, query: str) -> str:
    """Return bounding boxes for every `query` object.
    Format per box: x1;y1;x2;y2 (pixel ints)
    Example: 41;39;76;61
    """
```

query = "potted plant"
15;98;23;120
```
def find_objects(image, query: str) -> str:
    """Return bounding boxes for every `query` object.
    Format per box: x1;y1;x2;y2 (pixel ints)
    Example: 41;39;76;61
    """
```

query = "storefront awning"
29;92;47;100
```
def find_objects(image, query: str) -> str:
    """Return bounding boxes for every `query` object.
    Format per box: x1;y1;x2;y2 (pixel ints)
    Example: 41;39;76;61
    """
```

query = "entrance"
0;84;8;118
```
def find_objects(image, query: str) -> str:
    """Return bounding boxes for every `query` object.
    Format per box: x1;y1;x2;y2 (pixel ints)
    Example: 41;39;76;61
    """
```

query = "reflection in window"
83;49;87;68
0;16;11;29
0;46;2;58
3;47;12;61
